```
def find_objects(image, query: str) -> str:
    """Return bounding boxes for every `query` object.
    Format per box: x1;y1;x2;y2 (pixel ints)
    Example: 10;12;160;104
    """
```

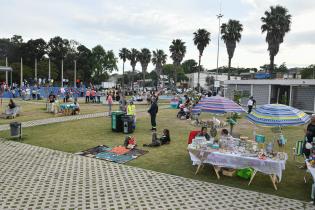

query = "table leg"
195;164;202;175
270;175;278;190
248;170;257;186
213;166;221;179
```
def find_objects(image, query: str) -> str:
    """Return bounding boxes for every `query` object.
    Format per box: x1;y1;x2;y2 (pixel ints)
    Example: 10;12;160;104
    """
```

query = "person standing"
304;114;315;158
127;101;136;128
107;93;113;116
148;97;158;131
119;95;127;112
247;96;255;114
85;89;90;103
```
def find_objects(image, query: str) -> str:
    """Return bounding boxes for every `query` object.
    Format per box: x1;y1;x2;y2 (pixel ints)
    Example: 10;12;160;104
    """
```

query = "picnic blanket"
75;145;148;164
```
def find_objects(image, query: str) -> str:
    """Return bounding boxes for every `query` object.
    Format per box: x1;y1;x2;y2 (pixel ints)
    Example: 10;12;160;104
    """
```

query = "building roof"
0;66;13;72
224;79;315;86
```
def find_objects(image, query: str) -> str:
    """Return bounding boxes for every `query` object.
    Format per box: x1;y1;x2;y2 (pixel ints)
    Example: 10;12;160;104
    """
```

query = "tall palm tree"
221;20;243;80
119;48;130;89
126;48;139;91
261;5;291;73
152;49;167;87
193;29;210;91
169;39;186;86
137;48;151;91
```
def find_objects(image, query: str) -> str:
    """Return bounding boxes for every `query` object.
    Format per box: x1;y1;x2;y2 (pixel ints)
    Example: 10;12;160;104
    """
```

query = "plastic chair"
188;130;200;144
292;140;305;163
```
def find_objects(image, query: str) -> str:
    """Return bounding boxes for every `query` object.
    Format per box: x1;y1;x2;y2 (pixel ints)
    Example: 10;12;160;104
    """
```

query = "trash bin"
111;111;125;132
122;115;134;134
10;122;22;138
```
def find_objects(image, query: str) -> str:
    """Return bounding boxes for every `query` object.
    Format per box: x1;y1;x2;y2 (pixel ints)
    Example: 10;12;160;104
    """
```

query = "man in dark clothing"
148;98;158;131
304;114;315;158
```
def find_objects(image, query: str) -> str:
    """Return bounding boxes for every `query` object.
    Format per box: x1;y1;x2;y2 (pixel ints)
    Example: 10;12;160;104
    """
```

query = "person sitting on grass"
48;92;56;103
8;99;16;110
143;129;171;147
197;126;210;141
72;101;80;115
6;99;17;115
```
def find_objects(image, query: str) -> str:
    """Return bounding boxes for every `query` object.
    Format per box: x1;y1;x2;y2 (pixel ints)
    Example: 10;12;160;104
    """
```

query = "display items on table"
188;135;287;190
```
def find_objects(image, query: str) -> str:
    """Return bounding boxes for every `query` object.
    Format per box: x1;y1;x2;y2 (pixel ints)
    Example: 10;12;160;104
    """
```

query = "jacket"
148;102;158;115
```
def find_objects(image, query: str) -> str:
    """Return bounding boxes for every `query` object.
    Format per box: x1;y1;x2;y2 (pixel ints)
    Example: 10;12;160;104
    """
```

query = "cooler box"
111;111;125;132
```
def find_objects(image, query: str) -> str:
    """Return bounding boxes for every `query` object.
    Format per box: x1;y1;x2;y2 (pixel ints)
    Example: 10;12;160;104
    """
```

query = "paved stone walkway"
0;112;107;131
0;105;167;131
0;139;313;210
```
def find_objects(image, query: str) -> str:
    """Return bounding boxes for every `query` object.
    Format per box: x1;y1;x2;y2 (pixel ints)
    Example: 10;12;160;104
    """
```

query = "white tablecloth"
306;161;315;182
188;148;287;181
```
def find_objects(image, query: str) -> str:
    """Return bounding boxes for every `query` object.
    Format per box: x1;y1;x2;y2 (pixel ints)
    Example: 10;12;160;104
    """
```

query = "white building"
186;72;241;89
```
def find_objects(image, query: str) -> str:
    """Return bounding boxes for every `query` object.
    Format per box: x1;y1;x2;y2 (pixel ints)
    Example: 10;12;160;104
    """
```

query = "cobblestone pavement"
0;140;313;210
0;112;107;131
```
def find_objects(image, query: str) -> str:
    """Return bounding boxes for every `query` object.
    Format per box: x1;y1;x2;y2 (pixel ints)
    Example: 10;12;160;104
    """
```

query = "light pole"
216;13;223;81
74;60;77;88
5;57;8;85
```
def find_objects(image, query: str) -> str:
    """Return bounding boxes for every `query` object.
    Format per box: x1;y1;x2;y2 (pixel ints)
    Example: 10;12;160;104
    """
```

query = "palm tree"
119;48;130;90
126;48;139;91
221;20;243;80
193;29;210;91
137;48;151;91
169;39;186;86
261;5;291;73
152;49;167;87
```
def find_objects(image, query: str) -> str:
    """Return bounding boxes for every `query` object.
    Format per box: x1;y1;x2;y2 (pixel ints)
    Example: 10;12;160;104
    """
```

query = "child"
143;129;171;147
124;136;136;149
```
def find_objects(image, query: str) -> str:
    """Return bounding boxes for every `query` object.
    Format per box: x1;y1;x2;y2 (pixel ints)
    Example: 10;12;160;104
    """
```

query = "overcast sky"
1;0;315;73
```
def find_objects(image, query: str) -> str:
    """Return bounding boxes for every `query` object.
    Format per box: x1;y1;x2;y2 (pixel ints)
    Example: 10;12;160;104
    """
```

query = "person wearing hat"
304;114;315;158
148;97;158;131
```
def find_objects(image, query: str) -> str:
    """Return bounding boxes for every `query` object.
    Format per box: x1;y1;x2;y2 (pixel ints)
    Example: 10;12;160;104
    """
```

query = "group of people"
47;91;80;115
85;89;102;103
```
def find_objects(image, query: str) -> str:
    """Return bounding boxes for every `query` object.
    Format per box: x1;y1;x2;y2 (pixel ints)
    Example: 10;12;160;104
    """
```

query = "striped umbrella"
191;96;245;114
246;104;311;127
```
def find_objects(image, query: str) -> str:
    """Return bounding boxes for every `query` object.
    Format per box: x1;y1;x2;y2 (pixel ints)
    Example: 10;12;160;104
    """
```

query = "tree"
126;48;139;90
181;59;198;74
137;48;151;90
221;19;243;80
152;49;167;86
169;39;186;86
206;76;215;87
193;29;211;91
23;38;47;80
276;62;288;73
301;65;315;79
47;36;70;83
91;45;118;84
119;48;130;89
77;45;93;83
261;5;291;73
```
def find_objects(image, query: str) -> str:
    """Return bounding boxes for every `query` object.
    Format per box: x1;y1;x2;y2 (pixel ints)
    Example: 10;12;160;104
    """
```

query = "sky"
1;0;315;73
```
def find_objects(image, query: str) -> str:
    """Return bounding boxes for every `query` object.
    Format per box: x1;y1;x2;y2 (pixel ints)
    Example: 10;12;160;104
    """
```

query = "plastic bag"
236;168;253;180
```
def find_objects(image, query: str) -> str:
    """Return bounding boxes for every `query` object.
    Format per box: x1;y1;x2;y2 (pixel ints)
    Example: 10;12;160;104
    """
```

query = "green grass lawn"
0;107;312;201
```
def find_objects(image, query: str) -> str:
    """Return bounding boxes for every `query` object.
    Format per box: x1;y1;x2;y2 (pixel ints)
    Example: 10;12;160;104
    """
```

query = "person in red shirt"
85;89;90;103
91;89;96;103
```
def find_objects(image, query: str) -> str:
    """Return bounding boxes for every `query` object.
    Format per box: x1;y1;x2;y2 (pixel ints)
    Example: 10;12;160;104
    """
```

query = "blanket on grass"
75;145;148;164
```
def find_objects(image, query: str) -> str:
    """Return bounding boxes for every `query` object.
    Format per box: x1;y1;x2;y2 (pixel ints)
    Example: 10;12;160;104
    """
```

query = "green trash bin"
10;122;22;139
111;111;125;132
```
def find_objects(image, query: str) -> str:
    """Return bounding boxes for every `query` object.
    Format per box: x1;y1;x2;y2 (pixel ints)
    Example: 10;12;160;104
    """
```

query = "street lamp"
216;13;223;81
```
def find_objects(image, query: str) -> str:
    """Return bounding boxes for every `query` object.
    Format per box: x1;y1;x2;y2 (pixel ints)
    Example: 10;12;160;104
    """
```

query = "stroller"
177;104;191;120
